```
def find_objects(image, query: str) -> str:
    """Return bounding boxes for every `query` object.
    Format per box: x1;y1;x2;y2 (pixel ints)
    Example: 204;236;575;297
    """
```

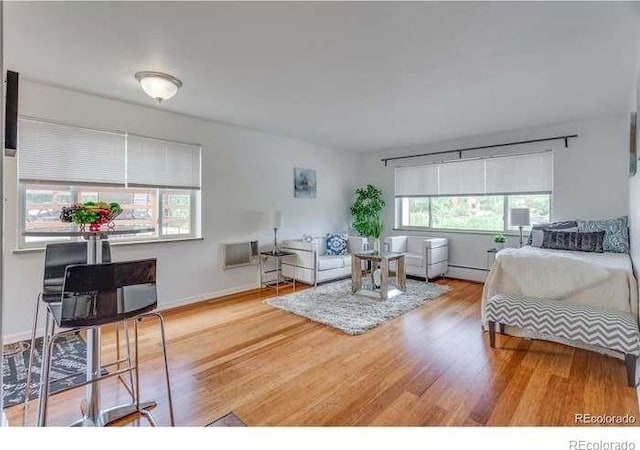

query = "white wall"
362;114;630;281
2;80;361;341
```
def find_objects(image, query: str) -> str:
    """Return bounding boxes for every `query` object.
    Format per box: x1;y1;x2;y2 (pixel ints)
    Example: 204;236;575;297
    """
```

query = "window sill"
392;227;522;237
13;236;204;254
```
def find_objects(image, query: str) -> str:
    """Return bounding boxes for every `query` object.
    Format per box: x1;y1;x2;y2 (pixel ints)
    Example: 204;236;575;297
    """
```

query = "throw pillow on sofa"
326;233;349;256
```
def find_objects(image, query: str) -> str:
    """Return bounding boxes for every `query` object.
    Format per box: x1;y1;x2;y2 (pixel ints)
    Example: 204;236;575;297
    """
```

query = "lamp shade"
510;208;530;227
268;210;283;229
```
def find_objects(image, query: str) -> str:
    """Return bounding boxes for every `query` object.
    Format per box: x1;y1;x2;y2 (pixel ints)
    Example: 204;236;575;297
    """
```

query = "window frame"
395;192;552;234
159;189;198;238
18;182;199;249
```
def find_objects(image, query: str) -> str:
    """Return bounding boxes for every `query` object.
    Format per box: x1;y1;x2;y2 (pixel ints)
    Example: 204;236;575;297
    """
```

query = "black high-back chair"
55;259;157;327
25;242;112;424
37;259;174;427
42;241;112;302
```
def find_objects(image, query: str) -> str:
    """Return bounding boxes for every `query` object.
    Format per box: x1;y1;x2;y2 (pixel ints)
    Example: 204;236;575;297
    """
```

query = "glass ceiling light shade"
134;71;183;103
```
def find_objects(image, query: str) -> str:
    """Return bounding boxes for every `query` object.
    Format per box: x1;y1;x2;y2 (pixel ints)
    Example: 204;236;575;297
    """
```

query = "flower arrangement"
60;201;122;232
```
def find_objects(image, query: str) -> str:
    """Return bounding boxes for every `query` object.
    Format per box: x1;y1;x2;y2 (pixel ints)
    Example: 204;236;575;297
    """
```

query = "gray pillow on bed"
526;220;578;247
541;230;605;253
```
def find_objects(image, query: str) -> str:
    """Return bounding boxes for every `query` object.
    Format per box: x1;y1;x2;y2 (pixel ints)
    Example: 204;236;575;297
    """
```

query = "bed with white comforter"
481;246;639;326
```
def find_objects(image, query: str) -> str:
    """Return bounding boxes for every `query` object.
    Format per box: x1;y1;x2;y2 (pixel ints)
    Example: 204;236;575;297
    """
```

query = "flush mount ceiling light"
134;71;183;103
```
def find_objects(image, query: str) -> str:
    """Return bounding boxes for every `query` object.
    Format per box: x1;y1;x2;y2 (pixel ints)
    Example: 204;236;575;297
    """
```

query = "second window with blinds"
18;118;201;248
395;151;552;232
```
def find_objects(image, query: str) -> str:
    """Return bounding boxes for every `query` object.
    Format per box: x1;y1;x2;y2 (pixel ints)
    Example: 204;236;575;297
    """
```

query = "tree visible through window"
432;196;504;231
398;194;551;232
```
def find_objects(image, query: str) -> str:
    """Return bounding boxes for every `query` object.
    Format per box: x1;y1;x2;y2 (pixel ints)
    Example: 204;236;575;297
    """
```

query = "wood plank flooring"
6;279;639;426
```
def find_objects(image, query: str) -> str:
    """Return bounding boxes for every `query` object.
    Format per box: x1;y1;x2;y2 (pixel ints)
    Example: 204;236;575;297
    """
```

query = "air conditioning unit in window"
223;240;259;269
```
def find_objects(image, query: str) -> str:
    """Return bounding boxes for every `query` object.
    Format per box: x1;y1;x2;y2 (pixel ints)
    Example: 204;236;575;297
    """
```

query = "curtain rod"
381;134;578;166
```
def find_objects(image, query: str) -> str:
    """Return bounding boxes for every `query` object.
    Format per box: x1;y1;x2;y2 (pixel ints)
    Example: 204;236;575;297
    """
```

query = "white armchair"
384;235;448;280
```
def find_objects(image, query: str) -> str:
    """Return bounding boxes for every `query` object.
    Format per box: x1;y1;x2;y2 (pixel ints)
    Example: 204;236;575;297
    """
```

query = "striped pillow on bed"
540;230;605;253
526;220;578;247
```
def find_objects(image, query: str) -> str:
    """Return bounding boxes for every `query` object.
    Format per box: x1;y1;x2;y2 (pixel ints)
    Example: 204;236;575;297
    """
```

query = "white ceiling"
5;2;640;152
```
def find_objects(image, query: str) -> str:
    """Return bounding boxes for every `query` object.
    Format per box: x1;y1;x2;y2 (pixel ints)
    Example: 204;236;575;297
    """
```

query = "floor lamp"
510;208;530;248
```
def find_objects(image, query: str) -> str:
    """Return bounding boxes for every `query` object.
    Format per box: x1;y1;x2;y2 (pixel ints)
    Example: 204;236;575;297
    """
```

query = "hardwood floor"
6;279;639;426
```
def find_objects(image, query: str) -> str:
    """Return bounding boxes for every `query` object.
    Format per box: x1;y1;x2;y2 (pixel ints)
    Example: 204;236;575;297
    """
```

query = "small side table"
486;248;499;270
352;251;406;300
259;251;296;295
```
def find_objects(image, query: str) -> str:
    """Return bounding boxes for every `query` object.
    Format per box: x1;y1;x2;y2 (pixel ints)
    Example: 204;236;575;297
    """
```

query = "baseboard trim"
446;266;488;283
156;283;259;313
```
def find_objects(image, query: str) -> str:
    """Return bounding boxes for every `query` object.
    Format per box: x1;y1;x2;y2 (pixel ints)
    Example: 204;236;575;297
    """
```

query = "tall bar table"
23;227;156;427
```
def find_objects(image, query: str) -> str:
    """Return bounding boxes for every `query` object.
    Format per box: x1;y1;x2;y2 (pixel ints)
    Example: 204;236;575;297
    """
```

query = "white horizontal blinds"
126;135;201;190
484;151;552;194
18;118;126;186
438;159;485;195
394;150;552;197
395;165;438;196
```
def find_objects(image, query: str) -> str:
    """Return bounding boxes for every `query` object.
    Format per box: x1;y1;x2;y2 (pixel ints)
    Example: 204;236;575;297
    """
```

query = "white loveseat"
281;236;367;286
384;235;449;280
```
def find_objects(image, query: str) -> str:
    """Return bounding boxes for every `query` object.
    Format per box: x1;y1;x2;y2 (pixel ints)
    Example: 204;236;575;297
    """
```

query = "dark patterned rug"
2;333;96;408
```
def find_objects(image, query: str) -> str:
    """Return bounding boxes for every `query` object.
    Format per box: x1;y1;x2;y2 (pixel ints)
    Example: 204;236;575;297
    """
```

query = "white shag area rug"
265;279;451;335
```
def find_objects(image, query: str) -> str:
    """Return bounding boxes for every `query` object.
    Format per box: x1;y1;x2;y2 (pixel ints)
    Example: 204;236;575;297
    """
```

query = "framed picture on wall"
630;111;637;177
294;168;317;199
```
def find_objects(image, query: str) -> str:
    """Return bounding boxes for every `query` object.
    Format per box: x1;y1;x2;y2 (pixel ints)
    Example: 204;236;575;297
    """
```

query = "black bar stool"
24;241;113;425
37;258;175;427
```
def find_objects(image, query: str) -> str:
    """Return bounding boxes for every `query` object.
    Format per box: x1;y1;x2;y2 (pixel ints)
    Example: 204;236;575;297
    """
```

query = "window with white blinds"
17;118;202;189
17;117;202;247
395;151;552;232
127;135;201;189
394;150;553;197
484;152;553;195
18;118;126;186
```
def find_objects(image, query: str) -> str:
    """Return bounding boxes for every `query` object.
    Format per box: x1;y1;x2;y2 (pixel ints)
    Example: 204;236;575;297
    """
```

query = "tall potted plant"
350;184;385;251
